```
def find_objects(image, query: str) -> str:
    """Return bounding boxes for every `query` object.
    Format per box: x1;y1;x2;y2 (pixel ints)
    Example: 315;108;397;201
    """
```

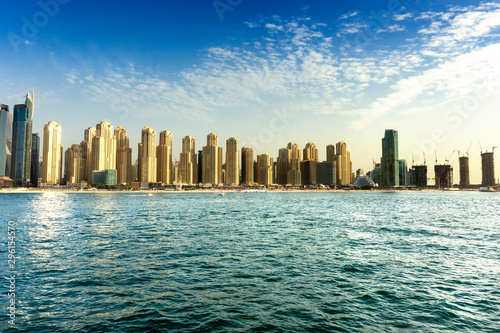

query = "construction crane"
466;141;472;157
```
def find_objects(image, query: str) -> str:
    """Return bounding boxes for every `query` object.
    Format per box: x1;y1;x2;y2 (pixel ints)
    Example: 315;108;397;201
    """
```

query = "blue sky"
1;0;500;184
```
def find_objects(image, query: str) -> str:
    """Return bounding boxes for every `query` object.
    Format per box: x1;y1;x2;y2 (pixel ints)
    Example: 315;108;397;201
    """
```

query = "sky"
1;0;500;185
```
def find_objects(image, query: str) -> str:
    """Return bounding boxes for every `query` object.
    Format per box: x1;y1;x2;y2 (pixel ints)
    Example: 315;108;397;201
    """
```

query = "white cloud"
394;13;413;21
340;11;359;20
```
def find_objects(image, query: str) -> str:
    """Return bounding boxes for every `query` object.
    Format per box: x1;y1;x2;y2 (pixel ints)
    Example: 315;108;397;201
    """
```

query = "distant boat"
148;193;153;196
219;193;225;196
479;187;496;192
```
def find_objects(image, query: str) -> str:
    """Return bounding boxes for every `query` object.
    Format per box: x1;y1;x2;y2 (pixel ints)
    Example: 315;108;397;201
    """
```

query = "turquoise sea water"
1;191;499;332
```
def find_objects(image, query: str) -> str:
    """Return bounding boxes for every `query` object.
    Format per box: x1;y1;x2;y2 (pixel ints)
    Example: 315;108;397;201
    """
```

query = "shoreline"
1;188;497;194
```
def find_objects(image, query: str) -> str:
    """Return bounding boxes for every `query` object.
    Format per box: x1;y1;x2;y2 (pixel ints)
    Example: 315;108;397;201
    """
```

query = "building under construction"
410;165;427;188
459;156;470;189
434;164;453;189
481;152;495;186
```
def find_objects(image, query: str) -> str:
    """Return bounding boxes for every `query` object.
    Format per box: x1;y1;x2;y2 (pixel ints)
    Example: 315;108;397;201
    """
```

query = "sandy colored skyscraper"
80;127;96;182
115;126;132;184
179;136;197;185
225;137;239;186
241;147;254;185
335;141;352;186
326;144;335;162
276;143;301;185
91;121;116;172
257;154;273;185
139;126;157;183
202;133;222;185
303;142;318;161
65;144;84;184
42;121;62;185
157;130;173;185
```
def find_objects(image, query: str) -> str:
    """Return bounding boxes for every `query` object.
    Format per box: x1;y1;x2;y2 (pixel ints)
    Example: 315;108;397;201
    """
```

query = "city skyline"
1;1;500;184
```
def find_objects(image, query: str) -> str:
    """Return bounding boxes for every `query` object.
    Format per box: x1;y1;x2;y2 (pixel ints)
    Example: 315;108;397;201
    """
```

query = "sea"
1;191;499;332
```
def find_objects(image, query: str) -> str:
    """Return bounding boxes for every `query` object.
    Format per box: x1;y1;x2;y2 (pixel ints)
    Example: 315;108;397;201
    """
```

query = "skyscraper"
139;126;157;183
91;121;116;172
241;147;254;185
65;144;84;184
42;121;62;185
459;156;470;189
326;144;335;163
81;127;96;183
157;130;173;185
257;154;273;185
380;130;399;187
398;159;408;187
179;136;197;185
481;152;495;187
276;142;301;186
303;142;318;161
202;133;222;185
225;137;239;186
115;126;132;184
335;141;352;186
11;91;34;187
30;133;40;186
0;104;12;180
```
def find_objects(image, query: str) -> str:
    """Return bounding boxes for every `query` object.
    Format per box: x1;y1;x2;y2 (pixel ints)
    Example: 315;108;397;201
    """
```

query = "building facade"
241;147;254;185
115;126;132;184
257;154;273;185
0;104;12;180
179;136;197;185
335;141;352;186
225;137;239;186
42;121;62;185
30;133;40;186
139;126;157;183
202;133;222;185
91;121;116;172
11;92;34;186
157;130;173;185
380;130;399;187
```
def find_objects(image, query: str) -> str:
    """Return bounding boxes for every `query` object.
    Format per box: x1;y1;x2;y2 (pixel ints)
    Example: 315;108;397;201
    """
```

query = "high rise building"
139;126;157;183
202;133;222;185
317;161;336;186
65;144;84;184
398;159;408;187
380;130;399;187
326;144;335;163
301;160;317;186
30;133;40;186
11;91;34;187
0;104;12;180
435;164;453;189
335;141;352;186
42;121;62;185
179;136;197;185
481;152;495;187
257;154;273;185
241;147;254;185
157;130;173;185
277;148;290;185
91;121;116;172
81;127;96;182
225;137;239;186
410;165;427;188
115;126;132;184
303;142;318;161
276;143;301;186
459;156;470;189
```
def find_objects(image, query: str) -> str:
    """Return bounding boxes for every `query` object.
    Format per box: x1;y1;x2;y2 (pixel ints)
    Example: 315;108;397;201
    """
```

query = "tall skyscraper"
30;133;40;186
91;121;116;172
459;156;470;189
42;121;62;185
157;130;173;185
0;104;12;180
115;126;132;184
139;126;157;183
481;152;495;187
225;137;239;186
179;136;197;185
241;147;254;185
335;141;352;186
276;143;301;186
80;127;96;183
202;133;222;185
303;142;318;161
65;144;84;184
399;159;408;187
11;91;34;187
257;154;273;185
326;144;335;163
380;130;399;187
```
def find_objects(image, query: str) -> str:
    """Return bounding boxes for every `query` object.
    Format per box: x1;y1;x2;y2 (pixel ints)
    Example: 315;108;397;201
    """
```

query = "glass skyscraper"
0;104;12;178
11;91;34;187
381;129;399;187
31;133;40;186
